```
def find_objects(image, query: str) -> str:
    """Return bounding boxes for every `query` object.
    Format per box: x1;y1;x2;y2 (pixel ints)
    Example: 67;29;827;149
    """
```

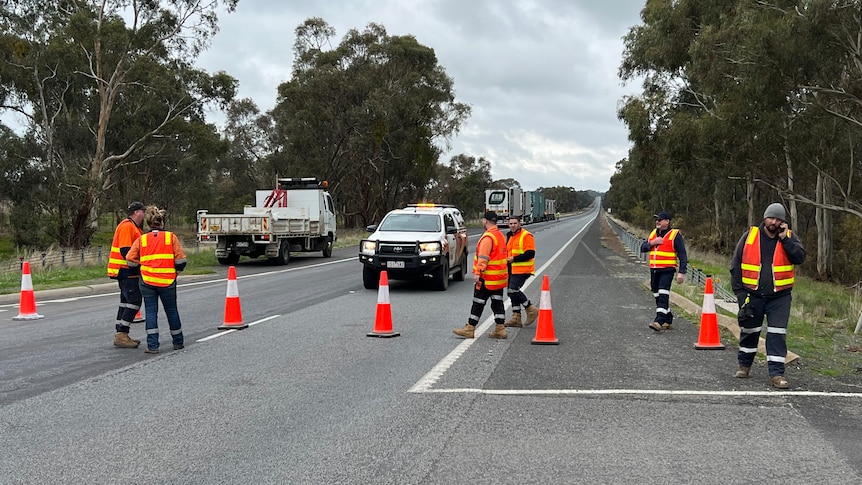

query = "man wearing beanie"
730;202;806;389
453;211;509;339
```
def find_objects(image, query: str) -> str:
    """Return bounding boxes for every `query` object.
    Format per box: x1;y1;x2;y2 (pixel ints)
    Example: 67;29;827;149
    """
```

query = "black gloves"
737;292;754;322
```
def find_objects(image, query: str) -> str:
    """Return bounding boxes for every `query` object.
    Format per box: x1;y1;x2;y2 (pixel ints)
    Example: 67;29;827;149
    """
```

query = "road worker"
126;205;187;354
730;202;806;389
640;211;688;331
107;201;145;348
503;216;539;328
453;211;509;339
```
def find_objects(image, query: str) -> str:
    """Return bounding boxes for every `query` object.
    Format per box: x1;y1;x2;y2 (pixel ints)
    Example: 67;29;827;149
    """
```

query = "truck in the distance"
545;198;557;220
485;188;524;227
523;190;546;224
197;177;337;265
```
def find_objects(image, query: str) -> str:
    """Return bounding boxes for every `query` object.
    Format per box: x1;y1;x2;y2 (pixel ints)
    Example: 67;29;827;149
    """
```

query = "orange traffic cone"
218;266;248;330
133;308;145;323
367;271;400;338
695;276;725;349
13;261;44;321
531;275;558;345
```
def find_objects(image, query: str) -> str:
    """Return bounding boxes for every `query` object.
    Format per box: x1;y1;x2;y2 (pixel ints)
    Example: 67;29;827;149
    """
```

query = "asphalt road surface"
2;204;861;484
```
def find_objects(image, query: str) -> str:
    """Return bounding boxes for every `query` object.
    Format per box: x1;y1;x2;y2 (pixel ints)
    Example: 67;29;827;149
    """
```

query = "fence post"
41;252;47;269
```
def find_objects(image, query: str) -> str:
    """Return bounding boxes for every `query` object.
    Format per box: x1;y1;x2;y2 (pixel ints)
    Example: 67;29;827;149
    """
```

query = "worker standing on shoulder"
640;211;688;332
107;201;146;348
730;202;805;389
453;211;509;339
503;216;538;328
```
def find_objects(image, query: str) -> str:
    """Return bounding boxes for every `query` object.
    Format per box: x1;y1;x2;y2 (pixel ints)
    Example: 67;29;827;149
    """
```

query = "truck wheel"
272;240;290;265
453;253;467;282
433;259;450;291
322;236;333;258
218;253;240;265
363;266;379;290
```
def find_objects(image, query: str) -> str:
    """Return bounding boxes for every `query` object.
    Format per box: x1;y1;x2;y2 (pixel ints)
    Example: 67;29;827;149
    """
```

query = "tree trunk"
815;173;833;280
746;176;755;227
783;126;798;226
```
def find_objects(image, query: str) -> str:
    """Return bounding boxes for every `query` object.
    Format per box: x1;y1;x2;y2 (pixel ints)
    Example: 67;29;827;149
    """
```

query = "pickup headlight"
360;240;377;254
419;241;442;253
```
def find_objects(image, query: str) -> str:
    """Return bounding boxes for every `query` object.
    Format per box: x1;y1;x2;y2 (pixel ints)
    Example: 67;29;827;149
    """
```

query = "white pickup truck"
197;177;337;265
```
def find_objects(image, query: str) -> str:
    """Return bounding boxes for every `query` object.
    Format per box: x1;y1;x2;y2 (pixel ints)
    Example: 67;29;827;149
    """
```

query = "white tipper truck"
197;177;337;265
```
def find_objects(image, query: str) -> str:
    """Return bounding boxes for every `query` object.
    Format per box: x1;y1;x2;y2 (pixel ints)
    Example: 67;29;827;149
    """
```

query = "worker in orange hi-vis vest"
126;206;187;354
640;211;688;332
453;211;509;340
503;216;538;328
730;203;806;390
107;201;146;349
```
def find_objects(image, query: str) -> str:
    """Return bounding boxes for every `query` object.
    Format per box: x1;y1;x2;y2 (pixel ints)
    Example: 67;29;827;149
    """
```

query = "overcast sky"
197;0;647;192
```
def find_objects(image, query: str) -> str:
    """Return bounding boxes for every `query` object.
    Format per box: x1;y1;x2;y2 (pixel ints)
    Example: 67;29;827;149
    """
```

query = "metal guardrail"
604;215;737;303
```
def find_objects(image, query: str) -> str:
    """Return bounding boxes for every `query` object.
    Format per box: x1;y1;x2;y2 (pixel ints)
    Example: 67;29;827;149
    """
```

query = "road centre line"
196;314;281;342
420;388;862;398
409;217;592;394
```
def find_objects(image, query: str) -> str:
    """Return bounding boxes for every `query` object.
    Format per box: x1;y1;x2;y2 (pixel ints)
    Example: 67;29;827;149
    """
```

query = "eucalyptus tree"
0;0;238;248
272;18;470;227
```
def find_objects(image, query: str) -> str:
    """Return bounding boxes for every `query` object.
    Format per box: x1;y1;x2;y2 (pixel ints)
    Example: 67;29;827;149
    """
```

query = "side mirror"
445;225;457;234
366;224;377;233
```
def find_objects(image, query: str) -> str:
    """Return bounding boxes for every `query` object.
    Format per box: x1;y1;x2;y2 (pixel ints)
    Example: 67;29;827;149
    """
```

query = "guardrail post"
41;252;47;269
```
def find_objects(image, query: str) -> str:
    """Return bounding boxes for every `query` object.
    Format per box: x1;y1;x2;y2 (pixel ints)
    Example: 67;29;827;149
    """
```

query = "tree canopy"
608;0;862;285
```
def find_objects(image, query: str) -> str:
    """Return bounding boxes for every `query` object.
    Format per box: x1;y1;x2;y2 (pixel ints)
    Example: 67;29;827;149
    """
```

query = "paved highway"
1;206;861;483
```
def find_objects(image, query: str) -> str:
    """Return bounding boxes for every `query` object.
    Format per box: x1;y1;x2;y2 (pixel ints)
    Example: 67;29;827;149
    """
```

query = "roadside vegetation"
0;227;370;295
604;215;862;381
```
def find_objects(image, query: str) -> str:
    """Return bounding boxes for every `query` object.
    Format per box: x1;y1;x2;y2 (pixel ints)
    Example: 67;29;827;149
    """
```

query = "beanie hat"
127;201;146;215
483;211;498;222
763;203;787;221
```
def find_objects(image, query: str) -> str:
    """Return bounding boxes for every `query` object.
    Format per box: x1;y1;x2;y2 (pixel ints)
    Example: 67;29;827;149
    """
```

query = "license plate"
386;261;405;269
235;241;249;248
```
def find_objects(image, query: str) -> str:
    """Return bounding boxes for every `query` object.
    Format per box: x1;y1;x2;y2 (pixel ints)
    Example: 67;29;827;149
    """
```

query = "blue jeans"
139;280;183;350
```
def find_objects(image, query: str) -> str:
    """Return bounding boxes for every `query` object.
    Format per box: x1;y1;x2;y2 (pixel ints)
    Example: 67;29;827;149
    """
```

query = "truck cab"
358;204;468;291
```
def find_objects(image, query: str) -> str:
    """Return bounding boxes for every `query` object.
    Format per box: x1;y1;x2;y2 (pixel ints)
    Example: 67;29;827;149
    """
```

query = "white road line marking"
195;315;280;342
409;215;593;394
416;388;862;398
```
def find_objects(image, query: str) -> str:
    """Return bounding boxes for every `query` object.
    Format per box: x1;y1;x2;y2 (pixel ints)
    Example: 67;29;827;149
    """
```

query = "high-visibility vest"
139;231;178;287
507;229;535;275
474;228;508;290
648;228;679;269
741;226;795;292
107;218;143;278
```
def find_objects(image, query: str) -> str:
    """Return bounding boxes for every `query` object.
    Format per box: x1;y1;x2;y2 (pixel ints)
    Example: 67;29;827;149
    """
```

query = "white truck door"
322;193;336;234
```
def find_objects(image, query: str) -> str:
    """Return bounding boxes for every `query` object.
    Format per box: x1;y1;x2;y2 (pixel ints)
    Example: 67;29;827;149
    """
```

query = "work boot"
504;312;523;328
113;332;140;348
771;375;789;389
734;366;751;378
661;323;672;330
524;304;539;326
453;323;475;339
488;324;507;339
648;322;662;332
